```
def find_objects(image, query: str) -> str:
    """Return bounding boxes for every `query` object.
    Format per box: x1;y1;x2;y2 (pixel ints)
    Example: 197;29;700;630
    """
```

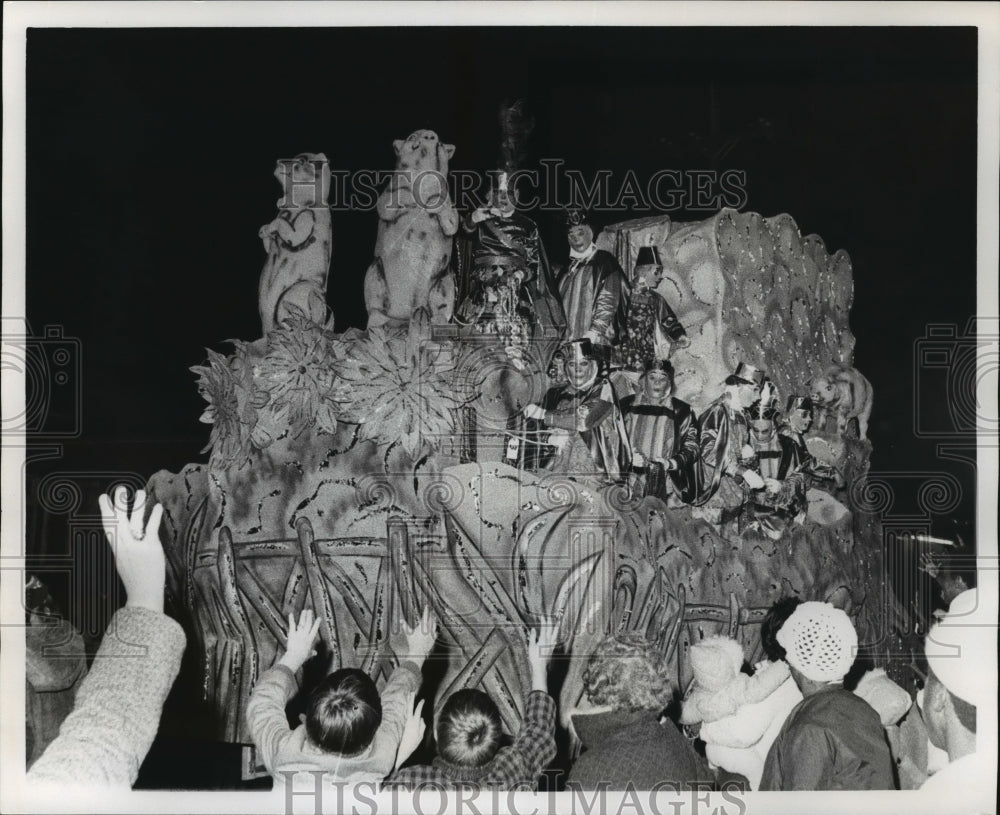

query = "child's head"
689;636;745;692
306;668;382;755
760;596;803;662
436;689;503;768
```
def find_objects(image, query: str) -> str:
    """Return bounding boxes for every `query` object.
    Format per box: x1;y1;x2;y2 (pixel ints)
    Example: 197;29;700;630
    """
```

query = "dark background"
22;26;982;785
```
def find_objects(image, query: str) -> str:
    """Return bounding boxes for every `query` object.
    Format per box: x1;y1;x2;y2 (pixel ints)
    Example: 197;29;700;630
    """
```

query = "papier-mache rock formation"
147;134;897;757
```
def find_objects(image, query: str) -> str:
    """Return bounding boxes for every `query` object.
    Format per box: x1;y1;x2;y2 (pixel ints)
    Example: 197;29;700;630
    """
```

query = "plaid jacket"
384;690;556;790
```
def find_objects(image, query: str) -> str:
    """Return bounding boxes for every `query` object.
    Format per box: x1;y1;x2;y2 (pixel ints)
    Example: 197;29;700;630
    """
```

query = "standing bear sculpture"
258;153;333;334
364;130;460;327
809;364;873;440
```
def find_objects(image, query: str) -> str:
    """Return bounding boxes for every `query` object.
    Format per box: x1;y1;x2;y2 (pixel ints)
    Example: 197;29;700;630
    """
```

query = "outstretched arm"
371;608;437;777
246;610;322;775
481;620;559;787
28;489;185;788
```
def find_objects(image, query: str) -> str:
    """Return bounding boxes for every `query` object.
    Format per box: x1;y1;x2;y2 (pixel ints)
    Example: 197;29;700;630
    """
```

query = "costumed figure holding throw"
619;359;700;507
692;362;767;537
522;339;629;482
557;209;629;365
618;244;689;377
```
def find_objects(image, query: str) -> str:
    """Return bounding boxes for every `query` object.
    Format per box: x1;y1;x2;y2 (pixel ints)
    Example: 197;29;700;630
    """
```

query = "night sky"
24;26;979;575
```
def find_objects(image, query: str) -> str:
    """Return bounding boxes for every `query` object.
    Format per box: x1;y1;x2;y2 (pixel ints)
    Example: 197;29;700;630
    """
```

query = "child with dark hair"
760;595;802;662
247;607;436;784
384;620;558;789
305;668;384;755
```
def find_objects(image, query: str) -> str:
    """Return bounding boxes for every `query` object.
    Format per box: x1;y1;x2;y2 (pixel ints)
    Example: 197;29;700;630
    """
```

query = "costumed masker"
691;362;767;538
557;208;629;360
456;100;564;344
619;243;689;373
746;381;804;540
619;358;700;506
776;394;849;527
522;338;628;481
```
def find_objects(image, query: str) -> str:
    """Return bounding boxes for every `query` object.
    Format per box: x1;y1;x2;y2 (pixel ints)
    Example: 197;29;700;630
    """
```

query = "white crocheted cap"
776;602;857;682
925;588;998;708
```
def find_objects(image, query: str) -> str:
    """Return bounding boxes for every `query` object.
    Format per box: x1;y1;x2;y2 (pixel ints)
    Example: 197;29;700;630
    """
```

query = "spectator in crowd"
566;632;713;790
246;607;436;784
28;488;186;788
758;602;895;790
918;588;996;811
25;575;88;768
384;619;558;790
677;597;802;792
681;634;796;791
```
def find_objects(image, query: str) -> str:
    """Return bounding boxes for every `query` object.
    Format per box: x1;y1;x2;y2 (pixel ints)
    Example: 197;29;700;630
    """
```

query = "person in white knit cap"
918;588;998;811
758;602;895;790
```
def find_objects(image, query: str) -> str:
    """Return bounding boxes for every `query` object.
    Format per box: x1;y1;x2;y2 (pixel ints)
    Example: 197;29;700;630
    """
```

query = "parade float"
146;129;898;768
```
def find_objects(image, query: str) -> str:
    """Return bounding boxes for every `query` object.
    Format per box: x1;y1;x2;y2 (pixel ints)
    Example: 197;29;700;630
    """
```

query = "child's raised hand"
394;693;427;771
401;606;438;664
527;615;559;691
278;609;322;672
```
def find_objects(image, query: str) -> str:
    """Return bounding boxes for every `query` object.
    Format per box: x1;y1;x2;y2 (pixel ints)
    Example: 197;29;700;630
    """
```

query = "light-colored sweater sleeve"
27;607;186;788
245;664;299;776
366;661;422;779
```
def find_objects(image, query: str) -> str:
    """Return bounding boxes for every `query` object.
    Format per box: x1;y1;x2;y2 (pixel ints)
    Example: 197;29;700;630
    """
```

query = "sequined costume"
620;288;687;372
620;392;700;505
557;247;629;347
457;212;564;336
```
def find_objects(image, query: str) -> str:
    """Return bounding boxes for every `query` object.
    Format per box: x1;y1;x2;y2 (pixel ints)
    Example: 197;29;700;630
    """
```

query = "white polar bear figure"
363;130;460;327
258;153;333;334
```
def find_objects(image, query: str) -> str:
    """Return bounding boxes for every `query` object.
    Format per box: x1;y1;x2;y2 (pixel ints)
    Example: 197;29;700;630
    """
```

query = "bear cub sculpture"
809;364;873;440
258;153;333;334
363;130;460;327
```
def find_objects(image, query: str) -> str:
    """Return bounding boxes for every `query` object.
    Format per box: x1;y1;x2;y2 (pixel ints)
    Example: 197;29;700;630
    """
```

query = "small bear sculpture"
809;364;873;440
258;153;333;334
363;130;460;327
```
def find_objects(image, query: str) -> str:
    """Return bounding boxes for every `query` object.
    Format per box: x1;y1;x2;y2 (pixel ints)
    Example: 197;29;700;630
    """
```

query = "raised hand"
401;606;438;665
278;609;322;673
98;487;166;613
394;693;427;770
527;615;560;691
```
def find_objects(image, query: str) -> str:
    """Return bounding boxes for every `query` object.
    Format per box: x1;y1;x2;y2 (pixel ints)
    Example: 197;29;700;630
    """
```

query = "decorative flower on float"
250;310;345;444
333;327;469;461
190;344;259;468
192;310;346;466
